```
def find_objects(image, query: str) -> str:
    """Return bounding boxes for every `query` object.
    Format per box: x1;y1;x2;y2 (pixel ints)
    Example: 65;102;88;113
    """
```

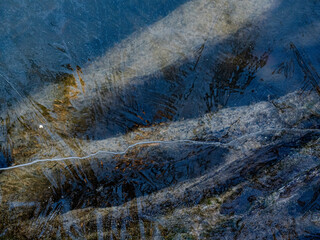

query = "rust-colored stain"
153;109;174;121
53;74;80;131
76;65;86;93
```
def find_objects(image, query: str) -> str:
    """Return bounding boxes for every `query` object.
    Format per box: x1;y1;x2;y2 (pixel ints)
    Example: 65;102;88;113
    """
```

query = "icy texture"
1;0;320;239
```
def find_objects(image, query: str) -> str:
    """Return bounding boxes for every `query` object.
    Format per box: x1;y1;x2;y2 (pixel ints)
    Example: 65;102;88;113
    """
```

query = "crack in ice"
0;128;319;171
0;140;221;171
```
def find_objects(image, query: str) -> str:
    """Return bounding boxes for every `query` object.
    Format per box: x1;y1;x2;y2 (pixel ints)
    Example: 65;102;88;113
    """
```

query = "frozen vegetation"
0;0;320;239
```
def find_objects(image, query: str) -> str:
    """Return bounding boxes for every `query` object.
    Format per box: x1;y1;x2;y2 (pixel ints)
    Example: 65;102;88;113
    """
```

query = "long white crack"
1;127;319;171
0;139;221;171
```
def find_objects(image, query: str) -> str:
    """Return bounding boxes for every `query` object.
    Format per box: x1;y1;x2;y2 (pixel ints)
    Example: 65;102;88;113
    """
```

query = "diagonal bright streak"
80;0;279;93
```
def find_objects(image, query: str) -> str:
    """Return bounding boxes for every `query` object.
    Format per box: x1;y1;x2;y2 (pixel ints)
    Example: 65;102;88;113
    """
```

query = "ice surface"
0;0;320;239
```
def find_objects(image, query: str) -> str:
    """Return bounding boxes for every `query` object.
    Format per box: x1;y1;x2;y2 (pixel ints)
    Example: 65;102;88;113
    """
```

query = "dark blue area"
0;152;7;168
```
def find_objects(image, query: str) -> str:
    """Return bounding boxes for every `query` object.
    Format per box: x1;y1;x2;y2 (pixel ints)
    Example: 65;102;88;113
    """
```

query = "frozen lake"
0;0;320;238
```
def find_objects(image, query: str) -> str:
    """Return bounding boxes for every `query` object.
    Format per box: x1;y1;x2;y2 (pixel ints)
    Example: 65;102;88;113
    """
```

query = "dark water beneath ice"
0;0;320;239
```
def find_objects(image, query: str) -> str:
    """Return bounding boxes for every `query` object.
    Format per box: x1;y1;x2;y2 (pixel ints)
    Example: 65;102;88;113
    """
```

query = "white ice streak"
0;128;319;171
0;139;221;171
